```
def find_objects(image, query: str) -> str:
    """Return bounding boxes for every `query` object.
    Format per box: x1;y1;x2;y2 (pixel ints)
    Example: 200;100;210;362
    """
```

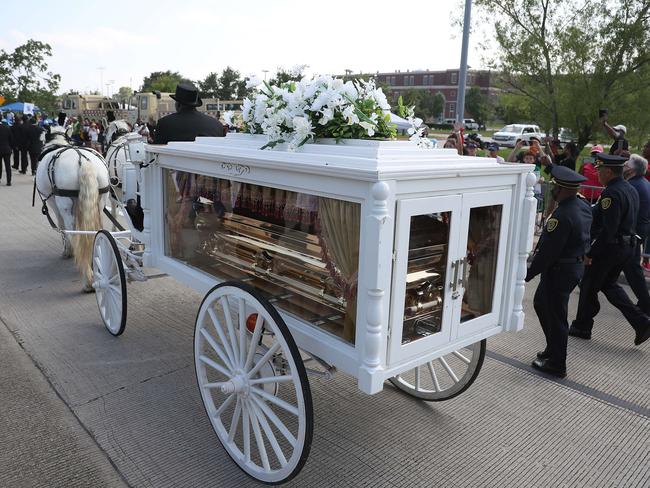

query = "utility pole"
455;0;472;123
262;69;269;81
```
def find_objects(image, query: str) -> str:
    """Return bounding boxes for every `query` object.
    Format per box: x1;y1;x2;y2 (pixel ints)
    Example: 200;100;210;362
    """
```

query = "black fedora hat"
170;82;202;107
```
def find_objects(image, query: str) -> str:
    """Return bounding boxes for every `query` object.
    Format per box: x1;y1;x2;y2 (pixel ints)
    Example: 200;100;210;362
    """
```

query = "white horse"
36;126;110;291
104;119;131;146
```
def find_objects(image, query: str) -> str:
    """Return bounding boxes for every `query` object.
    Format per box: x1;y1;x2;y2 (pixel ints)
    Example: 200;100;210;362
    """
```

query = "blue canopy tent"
0;101;42;113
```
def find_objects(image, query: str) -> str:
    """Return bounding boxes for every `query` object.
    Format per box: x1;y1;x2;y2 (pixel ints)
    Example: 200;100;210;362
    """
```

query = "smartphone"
599;108;608;118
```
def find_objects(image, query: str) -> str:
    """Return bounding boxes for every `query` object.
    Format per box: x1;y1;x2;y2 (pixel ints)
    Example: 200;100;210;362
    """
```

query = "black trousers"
28;151;39;174
622;225;650;313
0;153;11;183
12;148;20;168
573;244;649;334
534;263;583;367
19;148;29;173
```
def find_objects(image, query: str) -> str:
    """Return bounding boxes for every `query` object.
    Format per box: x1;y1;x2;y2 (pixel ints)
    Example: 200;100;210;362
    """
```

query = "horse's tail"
73;156;102;286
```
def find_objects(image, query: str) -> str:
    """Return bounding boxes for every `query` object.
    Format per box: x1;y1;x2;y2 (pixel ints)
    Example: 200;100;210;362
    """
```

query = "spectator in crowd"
622;154;650;314
146;116;157;143
507;139;543;171
25;117;43;175
10;116;25;170
579;145;604;203
486;142;505;163
88;122;100;151
0;118;14;185
545;140;578;171
465;141;479;156
600;113;629;155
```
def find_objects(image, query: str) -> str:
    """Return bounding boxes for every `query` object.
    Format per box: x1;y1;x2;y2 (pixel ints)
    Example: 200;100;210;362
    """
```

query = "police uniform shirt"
589;176;639;258
526;196;592;280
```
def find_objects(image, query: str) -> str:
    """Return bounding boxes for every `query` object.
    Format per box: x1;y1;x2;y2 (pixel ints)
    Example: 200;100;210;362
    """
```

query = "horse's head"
45;125;69;147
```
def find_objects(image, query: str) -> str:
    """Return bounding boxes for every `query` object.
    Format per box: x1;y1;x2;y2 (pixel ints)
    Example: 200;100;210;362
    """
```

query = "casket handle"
450;259;460;294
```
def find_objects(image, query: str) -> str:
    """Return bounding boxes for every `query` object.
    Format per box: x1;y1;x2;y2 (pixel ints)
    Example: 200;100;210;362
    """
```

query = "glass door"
453;190;512;339
389;196;463;363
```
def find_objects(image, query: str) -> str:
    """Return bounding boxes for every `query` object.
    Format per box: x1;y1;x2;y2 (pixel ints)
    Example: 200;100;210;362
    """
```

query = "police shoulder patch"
601;197;612;210
546;218;559;232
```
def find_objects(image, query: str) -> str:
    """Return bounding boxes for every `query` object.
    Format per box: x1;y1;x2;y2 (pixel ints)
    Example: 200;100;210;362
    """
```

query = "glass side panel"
163;169;360;344
461;204;503;322
401;212;451;344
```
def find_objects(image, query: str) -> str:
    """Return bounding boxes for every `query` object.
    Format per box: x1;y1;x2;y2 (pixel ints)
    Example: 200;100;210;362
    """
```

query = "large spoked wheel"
388;340;486;401
194;282;313;485
92;230;127;336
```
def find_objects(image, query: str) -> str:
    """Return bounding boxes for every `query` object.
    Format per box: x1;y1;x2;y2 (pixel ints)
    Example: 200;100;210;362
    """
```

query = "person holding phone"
599;109;629;155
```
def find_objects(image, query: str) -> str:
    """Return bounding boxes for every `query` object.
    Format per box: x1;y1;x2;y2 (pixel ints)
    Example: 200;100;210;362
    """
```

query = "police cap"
594;152;628;167
550;164;586;190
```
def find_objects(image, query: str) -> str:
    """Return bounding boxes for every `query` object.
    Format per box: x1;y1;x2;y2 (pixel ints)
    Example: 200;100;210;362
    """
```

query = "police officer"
525;165;592;377
570;153;650;346
153;83;224;144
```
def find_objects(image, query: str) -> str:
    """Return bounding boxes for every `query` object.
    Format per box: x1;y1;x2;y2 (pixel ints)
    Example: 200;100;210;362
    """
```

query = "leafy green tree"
465;87;492;127
0;39;60;113
474;0;650;149
198;72;220;98
141;71;191;93
269;65;307;86
217;67;242;100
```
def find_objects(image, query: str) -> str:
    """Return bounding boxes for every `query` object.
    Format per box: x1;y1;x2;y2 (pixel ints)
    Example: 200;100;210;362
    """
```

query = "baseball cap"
487;142;499;151
590;144;604;154
613;124;627;134
466;141;478;149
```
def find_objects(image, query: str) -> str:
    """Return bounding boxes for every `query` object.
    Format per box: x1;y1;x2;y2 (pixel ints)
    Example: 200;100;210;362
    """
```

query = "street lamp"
455;0;472;124
262;69;269;81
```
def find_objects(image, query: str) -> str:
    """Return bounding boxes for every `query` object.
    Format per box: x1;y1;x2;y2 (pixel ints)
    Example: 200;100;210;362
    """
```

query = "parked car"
558;127;576;144
492;124;544;148
463;118;479;130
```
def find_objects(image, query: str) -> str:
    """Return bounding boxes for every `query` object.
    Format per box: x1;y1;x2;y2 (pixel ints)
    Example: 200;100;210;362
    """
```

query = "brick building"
374;69;497;120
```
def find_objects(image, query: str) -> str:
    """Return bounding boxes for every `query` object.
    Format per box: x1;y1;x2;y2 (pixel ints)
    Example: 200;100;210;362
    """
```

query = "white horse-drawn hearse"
36;129;536;484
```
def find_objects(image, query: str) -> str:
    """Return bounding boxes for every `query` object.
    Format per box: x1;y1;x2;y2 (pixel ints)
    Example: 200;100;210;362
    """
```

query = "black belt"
556;257;584;264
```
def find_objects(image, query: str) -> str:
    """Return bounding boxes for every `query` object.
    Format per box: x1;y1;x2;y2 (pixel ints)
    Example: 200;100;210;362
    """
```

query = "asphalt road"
0;171;648;487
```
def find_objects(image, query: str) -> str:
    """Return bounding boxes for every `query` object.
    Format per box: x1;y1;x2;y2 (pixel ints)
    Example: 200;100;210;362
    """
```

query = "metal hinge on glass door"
449;258;466;299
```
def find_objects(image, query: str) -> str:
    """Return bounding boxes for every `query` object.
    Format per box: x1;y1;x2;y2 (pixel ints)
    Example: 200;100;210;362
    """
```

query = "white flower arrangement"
242;74;431;150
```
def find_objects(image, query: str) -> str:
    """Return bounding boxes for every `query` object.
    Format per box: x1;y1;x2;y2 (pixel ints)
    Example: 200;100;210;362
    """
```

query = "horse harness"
33;145;110;230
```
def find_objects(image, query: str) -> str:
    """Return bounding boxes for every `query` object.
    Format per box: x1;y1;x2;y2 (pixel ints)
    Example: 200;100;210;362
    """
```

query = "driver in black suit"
153;83;224;144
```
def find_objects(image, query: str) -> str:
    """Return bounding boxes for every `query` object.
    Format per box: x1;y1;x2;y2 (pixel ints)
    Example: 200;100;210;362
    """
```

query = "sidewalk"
0;317;127;488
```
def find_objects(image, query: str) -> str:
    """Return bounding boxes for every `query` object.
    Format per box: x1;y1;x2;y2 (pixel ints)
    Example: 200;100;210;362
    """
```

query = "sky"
1;0;489;95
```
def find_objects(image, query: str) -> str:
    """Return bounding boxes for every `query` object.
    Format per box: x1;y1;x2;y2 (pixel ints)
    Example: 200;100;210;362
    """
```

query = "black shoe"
11;166;17;169
536;350;550;360
568;325;591;339
634;324;650;346
6;182;10;186
19;171;26;174
531;358;566;378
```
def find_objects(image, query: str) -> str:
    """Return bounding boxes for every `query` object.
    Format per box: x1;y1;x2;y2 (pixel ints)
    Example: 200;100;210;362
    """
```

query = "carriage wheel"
194;282;313;484
92;230;127;336
388;340;486;401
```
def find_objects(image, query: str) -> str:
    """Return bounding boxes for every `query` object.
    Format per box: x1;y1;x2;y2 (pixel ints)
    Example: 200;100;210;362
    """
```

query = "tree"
198;72;220;98
465;87;492;127
217;66;242;100
141;71;191;93
474;0;650;149
400;90;445;122
0;39;60;113
269;65;307;86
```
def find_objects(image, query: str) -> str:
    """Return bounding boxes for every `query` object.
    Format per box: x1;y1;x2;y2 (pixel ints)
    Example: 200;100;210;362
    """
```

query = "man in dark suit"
0;119;14;185
153;83;224;144
11;116;26;170
25;117;43;175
